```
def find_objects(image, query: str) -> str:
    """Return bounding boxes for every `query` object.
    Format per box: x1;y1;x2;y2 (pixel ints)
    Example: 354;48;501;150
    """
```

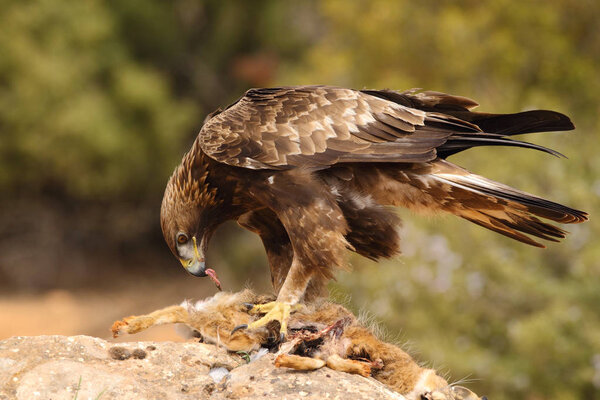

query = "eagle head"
160;151;220;278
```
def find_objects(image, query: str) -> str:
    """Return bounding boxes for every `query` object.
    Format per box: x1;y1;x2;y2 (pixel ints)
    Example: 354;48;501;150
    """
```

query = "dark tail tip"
477;110;574;136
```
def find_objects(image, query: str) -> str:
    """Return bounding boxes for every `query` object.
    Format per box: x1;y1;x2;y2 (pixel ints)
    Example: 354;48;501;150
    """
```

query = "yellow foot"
232;301;303;339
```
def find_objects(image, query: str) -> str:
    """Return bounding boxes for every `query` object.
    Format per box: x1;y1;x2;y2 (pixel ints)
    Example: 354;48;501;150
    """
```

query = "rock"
0;335;405;400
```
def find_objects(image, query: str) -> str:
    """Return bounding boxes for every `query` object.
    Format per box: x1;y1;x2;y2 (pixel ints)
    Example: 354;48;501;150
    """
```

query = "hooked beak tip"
180;258;207;277
178;236;208;277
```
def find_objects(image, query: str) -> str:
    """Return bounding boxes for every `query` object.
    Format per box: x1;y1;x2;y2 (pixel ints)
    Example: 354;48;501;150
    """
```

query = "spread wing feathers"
199;86;567;170
362;88;575;158
421;161;588;247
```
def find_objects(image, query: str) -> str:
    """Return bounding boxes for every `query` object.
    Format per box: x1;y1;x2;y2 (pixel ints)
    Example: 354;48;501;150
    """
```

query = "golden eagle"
160;86;587;335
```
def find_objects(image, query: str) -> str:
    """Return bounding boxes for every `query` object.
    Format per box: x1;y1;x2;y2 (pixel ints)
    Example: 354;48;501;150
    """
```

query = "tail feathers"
362;88;575;159
363;89;575;135
431;170;587;247
461;213;565;248
447;109;575;136
437;109;575;158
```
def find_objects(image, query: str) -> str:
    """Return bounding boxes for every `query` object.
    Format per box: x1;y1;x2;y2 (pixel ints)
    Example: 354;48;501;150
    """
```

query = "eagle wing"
197;86;482;169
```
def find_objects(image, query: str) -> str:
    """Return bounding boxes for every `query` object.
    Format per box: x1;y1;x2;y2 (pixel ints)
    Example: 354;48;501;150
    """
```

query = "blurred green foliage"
0;0;194;198
1;1;598;399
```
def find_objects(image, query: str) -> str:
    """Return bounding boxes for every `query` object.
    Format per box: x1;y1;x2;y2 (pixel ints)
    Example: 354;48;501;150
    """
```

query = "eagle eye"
176;233;189;245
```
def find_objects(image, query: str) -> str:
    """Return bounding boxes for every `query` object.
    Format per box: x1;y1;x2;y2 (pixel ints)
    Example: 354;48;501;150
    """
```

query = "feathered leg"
239;169;349;337
238;208;328;300
238;208;293;293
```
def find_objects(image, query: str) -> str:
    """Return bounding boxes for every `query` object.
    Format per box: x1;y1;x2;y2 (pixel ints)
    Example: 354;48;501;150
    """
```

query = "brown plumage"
160;85;587;314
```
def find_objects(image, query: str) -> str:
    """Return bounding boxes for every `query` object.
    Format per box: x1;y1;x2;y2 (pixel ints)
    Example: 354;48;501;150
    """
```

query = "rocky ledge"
0;335;405;399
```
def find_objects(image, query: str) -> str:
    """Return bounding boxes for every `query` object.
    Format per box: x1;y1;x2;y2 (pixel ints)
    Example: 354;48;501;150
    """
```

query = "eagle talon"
242;301;304;338
242;303;255;311
231;324;248;335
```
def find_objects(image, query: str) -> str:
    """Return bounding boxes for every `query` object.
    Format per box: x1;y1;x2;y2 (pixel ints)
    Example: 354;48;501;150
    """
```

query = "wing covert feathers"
200;86;446;168
198;86;575;170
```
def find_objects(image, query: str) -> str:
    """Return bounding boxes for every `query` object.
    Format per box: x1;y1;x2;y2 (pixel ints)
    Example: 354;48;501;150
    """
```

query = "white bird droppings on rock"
209;366;230;383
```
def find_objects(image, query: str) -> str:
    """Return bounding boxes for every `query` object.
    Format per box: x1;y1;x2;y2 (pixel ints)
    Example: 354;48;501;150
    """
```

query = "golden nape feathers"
112;290;485;400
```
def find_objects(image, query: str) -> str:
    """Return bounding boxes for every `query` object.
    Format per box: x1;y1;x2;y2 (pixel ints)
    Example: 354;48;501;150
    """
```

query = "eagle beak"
179;236;207;277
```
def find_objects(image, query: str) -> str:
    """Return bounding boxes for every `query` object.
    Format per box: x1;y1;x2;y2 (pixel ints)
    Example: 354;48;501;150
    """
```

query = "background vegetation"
1;1;598;399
